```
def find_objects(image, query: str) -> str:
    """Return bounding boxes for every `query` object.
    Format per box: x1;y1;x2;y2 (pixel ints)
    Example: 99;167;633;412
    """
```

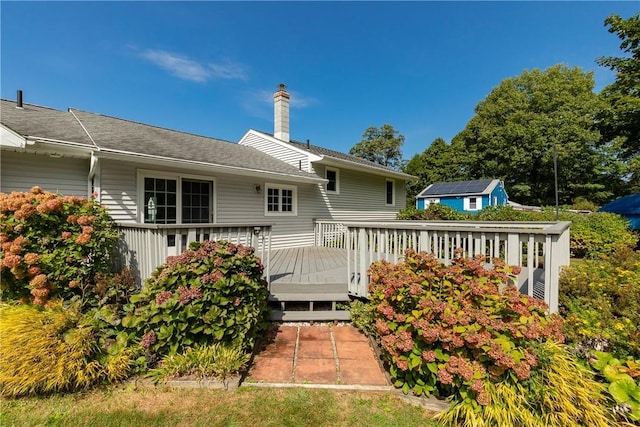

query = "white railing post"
117;223;272;288
506;232;520;266
311;220;570;311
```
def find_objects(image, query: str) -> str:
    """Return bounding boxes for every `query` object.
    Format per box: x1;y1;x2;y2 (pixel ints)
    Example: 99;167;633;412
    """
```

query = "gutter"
24;136;96;152
21;134;328;184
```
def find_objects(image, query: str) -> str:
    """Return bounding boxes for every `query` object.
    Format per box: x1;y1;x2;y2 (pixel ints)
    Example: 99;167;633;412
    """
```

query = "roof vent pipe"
16;90;23;109
306;139;310;149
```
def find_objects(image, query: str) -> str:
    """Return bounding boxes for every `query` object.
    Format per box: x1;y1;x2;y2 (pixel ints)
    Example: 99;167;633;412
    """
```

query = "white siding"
240;132;310;172
99;159;319;249
99;159;138;222
1;150;89;196
314;164;406;221
216;174;323;248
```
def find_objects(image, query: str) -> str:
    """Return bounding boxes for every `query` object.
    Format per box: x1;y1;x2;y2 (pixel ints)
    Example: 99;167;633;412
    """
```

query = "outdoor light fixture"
253;226;261;236
254;184;262;194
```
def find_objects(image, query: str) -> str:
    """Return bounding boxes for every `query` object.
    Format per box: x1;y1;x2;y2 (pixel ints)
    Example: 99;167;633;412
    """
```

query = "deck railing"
115;223;272;286
314;220;571;313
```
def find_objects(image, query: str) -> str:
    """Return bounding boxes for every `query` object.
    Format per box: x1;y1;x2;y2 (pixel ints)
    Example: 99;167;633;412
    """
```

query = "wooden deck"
269;246;349;286
267;247;351;321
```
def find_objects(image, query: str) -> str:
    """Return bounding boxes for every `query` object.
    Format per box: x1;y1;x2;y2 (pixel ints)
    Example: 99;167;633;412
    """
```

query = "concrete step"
270;309;351;322
269;292;349;302
267;282;351;322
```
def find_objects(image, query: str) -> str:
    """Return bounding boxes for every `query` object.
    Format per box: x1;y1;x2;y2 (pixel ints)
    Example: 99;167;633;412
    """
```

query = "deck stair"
268;283;351;321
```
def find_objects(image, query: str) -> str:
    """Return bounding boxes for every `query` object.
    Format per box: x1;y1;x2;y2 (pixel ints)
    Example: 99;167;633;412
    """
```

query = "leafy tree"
597;13;640;160
455;64;622;206
403;137;468;203
349;124;404;169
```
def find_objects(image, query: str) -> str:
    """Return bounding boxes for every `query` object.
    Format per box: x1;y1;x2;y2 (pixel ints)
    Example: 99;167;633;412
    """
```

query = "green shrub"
123;240;269;361
588;351;640;423
148;343;250;386
368;249;564;405
437;341;613;427
559;249;640;359
345;298;377;337
572;197;599;212
562;211;637;258
397;204;469;221
0;187;119;306
474;205;531;221
0;302;137;397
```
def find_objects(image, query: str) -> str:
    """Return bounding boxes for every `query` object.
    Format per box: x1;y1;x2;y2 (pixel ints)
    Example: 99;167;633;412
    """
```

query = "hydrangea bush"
123;240;270;361
368;249;564;405
0;187;119;306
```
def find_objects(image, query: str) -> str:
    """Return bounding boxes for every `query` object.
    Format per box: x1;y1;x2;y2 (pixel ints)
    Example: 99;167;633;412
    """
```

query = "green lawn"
1;385;439;427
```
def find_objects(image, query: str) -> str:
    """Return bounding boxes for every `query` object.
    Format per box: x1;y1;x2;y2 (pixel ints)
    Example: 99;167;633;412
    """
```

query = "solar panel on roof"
421;179;493;196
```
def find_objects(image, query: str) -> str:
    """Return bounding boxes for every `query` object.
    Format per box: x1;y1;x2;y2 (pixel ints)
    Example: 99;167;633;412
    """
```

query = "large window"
182;179;212;223
325;167;339;193
144;177;177;224
140;171;213;224
265;183;297;216
385;179;395;206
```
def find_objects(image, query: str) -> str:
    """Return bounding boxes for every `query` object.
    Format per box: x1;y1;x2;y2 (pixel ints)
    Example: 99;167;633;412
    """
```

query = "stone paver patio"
246;324;390;388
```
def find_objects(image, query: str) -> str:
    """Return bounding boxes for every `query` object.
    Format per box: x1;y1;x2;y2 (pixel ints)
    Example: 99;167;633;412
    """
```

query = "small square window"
265;184;297;216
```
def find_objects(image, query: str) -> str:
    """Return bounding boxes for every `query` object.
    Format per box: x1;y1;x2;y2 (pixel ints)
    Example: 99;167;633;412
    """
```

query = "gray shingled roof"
1;99;321;180
69;109;317;178
1;100;94;146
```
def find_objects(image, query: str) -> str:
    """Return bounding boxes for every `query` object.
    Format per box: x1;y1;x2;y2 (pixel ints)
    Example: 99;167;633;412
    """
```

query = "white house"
0;89;571;318
1;88;413;250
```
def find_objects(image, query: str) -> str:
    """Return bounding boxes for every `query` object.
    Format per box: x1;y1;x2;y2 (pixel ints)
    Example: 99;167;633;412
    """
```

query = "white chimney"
274;83;290;142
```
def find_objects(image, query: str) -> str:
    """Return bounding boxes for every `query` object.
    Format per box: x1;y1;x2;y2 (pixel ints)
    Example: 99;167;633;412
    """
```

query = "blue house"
599;193;640;230
415;179;508;213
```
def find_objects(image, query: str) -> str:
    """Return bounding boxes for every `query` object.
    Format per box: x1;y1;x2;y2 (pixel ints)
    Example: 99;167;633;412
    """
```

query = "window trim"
385;179;395;206
264;182;298;216
136;169;216;224
325;167;340;194
464;196;482;211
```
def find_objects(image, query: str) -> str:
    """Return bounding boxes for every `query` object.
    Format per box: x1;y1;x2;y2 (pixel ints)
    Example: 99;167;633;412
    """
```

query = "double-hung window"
265;183;297;216
140;171;214;224
325;167;339;193
465;196;481;211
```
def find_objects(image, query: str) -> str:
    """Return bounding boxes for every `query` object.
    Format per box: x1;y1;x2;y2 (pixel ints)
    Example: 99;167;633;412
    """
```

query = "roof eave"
314;156;416;180
97;149;328;184
242;130;324;162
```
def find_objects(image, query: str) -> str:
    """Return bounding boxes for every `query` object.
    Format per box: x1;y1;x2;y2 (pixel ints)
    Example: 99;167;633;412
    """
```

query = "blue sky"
1;2;638;159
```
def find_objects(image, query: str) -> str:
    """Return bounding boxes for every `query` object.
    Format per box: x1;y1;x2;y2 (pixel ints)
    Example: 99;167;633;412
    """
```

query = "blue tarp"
599;193;640;230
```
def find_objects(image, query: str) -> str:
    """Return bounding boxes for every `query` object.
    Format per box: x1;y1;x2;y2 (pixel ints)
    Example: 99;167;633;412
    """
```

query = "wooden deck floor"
267;246;351;320
268;246;351;295
269;246;348;284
